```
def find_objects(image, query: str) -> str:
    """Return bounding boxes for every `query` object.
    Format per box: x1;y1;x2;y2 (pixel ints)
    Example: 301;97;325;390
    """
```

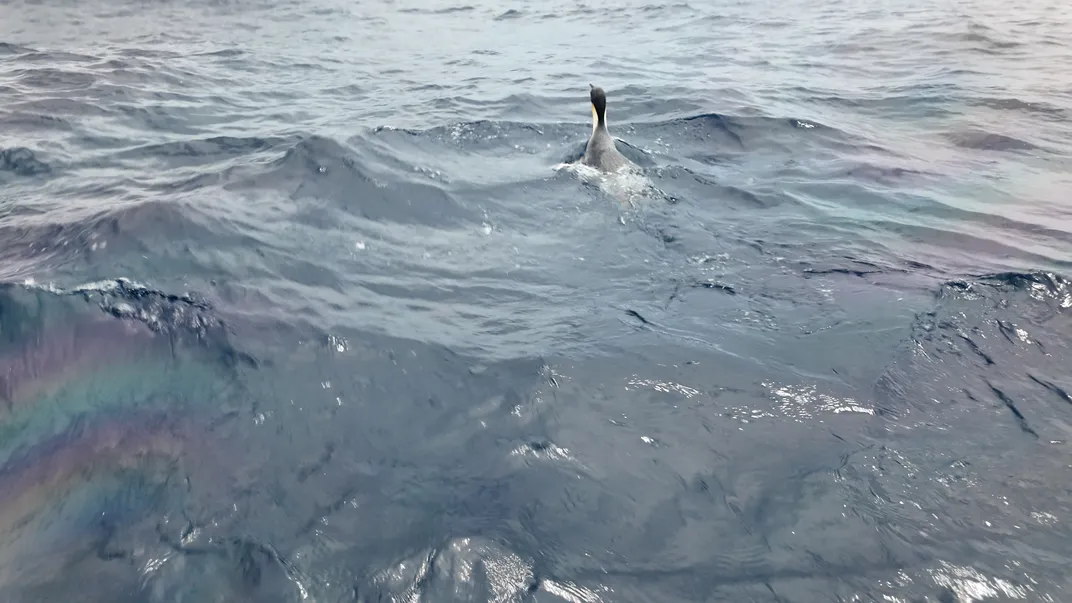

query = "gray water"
1;0;1072;601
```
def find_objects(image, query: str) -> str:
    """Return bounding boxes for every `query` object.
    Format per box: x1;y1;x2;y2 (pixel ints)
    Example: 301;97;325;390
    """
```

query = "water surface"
1;0;1072;601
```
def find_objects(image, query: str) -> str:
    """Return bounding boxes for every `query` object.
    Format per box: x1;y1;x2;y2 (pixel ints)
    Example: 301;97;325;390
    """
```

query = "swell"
0;44;221;92
864;218;1072;272
235;134;479;227
65;132;483;229
965;96;1068;121
875;270;1072;438
359;110;865;193
0;147;52;178
0;124;592;360
944;129;1048;153
779;177;1072;268
0;43;34;56
0;197;265;282
115;134;291;166
378;111;854;150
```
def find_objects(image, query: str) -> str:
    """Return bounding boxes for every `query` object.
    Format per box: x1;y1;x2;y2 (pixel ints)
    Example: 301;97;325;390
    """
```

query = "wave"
862;218;1072;273
876;270;1071;437
0;148;51;178
247;134;478;227
956;28;1024;52
398;4;475;14
0;197;265;282
116;134;290;166
357;110;856;194
495;8;523;20
145;537;306;603
965;96;1068;121
944;129;1045;153
0;109;74;134
8;67;97;91
0;42;34;56
99;132;478;227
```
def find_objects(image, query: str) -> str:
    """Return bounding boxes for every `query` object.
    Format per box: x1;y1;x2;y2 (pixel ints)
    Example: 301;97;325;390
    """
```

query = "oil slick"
0;280;273;602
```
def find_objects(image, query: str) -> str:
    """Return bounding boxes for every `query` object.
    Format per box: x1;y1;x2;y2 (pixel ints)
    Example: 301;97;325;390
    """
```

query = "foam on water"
552;159;663;209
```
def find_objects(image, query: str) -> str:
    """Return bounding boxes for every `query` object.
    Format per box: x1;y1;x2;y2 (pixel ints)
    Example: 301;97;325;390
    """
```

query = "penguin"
581;84;633;173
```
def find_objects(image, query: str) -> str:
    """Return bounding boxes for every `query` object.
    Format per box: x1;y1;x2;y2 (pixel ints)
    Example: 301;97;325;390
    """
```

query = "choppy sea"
2;0;1072;601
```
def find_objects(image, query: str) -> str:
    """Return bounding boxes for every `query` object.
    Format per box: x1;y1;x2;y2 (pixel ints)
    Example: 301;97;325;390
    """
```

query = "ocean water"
1;0;1072;600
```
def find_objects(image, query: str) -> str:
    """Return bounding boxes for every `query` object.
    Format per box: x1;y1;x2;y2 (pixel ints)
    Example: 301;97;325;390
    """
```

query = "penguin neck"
591;107;609;136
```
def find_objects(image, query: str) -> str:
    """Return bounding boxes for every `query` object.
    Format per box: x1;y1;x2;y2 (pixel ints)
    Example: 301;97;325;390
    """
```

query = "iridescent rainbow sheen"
0;298;240;465
0;408;193;589
0;285;246;599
